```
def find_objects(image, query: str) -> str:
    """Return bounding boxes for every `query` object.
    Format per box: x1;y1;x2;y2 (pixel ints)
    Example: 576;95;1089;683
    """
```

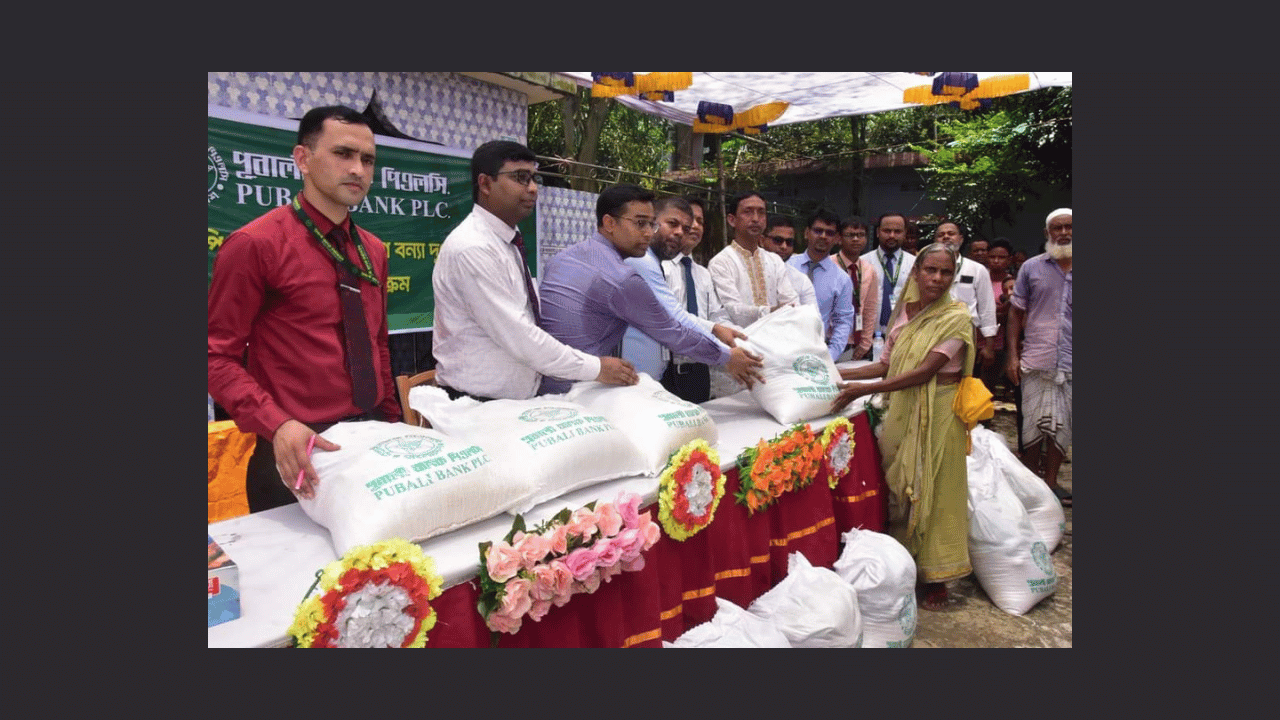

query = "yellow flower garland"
658;439;725;541
288;538;443;648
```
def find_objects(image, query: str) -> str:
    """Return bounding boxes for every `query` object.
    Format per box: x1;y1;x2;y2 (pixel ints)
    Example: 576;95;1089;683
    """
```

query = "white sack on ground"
409;386;648;514
833;527;918;648
664;597;792;648
736;304;842;424
746;551;863;648
966;435;1058;616
299;421;529;556
972;426;1065;551
565;373;719;475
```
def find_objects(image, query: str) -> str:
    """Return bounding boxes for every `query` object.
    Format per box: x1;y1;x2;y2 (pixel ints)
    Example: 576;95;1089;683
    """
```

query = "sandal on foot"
1052;485;1072;507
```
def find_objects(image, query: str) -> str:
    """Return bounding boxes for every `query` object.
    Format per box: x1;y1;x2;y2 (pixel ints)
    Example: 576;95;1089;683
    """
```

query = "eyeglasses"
842;231;868;239
613;215;657;231
769;236;794;246
494;170;543;186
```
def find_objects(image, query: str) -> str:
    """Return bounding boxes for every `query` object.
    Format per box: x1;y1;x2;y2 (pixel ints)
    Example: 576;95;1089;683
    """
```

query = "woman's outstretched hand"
830;382;870;414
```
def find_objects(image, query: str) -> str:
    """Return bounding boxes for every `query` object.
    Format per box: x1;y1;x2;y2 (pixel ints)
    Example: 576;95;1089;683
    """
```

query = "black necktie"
880;251;895;327
331;226;378;412
512;230;541;326
681;256;698;316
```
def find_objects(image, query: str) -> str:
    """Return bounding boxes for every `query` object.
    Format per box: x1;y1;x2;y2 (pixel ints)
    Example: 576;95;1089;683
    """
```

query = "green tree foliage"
528;89;673;192
910;86;1072;238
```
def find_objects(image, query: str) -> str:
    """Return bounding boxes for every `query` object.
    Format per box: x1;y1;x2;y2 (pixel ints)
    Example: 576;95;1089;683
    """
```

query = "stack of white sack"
564;373;719;475
408;386;648;514
746;552;863;647
966;431;1059;615
833;528;917;648
299;421;532;556
971;426;1065;551
663;597;792;648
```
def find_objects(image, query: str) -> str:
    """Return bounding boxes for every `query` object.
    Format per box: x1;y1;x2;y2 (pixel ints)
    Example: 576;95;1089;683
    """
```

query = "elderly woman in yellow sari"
830;243;974;609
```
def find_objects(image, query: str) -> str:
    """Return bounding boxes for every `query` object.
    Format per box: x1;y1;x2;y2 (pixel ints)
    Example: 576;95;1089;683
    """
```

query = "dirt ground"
909;402;1072;648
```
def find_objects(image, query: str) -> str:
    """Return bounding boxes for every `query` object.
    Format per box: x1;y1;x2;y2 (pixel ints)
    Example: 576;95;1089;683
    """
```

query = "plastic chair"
396;370;437;427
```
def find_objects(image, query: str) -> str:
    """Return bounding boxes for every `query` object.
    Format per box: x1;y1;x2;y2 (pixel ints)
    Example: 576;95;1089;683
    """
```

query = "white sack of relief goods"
966;435;1058;616
833;527;918;648
972;426;1065;552
663;597;792;648
736;304;842;424
298;421;528;556
747;551;863;648
409;386;647;514
564;373;718;475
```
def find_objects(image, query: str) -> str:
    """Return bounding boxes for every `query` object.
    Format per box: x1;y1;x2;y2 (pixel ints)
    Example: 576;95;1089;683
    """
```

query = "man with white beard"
1006;208;1073;507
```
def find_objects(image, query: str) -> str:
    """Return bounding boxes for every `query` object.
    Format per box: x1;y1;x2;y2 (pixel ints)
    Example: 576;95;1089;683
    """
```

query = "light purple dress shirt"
538;233;731;394
1011;253;1071;373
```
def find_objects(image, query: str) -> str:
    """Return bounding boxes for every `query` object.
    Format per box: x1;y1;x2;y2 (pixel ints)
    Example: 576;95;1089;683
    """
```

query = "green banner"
208;106;536;332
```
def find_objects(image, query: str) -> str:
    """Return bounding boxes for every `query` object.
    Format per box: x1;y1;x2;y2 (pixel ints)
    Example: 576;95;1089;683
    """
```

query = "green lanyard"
290;196;379;287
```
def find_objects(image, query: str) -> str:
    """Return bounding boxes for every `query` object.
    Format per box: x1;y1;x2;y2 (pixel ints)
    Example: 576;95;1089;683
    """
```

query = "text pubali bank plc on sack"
208;535;241;627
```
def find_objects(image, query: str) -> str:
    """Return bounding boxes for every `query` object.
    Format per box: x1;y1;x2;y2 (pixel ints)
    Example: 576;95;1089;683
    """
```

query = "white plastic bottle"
871;332;885;362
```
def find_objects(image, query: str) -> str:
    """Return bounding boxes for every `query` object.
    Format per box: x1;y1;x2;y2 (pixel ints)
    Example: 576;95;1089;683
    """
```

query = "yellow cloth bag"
952;376;994;454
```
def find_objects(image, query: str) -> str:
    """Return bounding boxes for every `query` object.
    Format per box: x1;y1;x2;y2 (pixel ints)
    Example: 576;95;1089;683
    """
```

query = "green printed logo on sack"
790;354;837;400
371;435;444;459
898;592;917;637
652;390;710;429
363;443;490;501
1025;541;1059;593
519;407;579;423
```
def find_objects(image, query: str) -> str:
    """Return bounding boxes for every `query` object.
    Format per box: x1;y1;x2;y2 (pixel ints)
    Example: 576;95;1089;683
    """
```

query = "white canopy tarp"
556;72;1071;126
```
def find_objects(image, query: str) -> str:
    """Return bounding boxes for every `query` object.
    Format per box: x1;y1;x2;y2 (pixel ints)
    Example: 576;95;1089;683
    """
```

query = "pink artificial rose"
576;569;602;594
593;536;623;567
548;523;571;555
526;598;553;622
563;546;601;582
598;562;623;584
595;502;623;537
617;492;643;528
621;554;646;573
485;541;523;583
499;577;534;619
486;608;523;635
567;507;598;542
636;512;662;548
614;528;645;561
530;564;559;602
514;531;553;570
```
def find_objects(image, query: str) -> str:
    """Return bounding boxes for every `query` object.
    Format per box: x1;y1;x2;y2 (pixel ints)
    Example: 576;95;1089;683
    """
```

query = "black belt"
437;383;497;403
669;361;705;375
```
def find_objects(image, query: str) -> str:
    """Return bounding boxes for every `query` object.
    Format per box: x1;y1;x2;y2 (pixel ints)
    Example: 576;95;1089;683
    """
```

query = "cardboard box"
208;535;241;627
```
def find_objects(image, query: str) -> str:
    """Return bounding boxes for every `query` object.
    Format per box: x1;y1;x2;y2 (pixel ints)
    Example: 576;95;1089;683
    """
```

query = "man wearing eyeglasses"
833;216;881;361
433;140;640;402
620;195;748;387
538;184;764;395
763;215;816;308
787;210;854;363
708;191;800;328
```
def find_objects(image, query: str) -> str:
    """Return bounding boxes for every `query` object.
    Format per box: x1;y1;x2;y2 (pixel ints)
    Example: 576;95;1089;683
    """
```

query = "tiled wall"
207;71;527;151
535;185;599;280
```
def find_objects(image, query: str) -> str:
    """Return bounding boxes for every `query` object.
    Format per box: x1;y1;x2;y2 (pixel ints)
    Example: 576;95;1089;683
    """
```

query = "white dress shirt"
621;247;721;379
663;252;732;366
432;205;600;399
950;256;999;338
861;247;915;336
708;240;800;327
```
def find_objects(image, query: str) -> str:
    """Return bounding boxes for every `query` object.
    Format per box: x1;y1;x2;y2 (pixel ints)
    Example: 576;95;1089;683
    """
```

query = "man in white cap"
1006;208;1072;506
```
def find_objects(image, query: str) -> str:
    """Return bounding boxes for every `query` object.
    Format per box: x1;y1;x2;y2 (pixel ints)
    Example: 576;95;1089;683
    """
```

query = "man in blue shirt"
787;209;854;363
539;185;763;395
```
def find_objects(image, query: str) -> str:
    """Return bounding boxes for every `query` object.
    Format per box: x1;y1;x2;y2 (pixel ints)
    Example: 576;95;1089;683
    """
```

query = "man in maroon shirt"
208;106;400;512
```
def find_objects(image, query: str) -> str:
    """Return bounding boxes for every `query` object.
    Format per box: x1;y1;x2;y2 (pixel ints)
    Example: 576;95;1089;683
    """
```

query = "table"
209;378;886;648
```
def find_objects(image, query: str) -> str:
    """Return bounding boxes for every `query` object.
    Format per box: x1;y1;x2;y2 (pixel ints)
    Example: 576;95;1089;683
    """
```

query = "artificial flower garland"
477;491;661;639
733;423;823;515
820;417;856;489
288;538;443;648
658;439;725;541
